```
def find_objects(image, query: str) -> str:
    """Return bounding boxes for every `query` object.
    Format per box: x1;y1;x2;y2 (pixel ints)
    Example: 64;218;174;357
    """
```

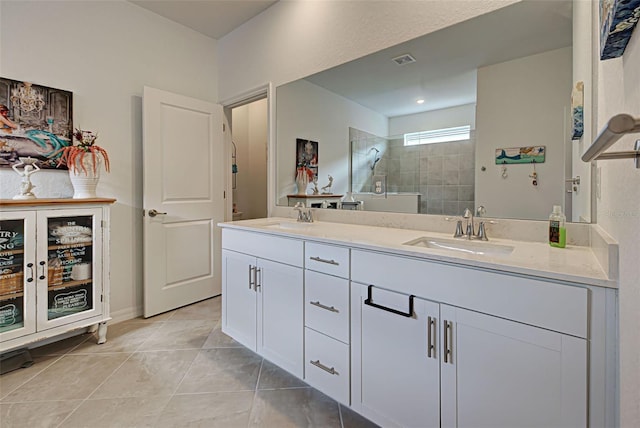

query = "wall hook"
501;166;508;179
529;163;538;186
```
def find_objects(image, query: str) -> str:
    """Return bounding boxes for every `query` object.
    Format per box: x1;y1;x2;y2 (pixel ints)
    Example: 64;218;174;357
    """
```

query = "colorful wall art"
296;138;318;179
571;81;584;140
495;146;546;165
0;77;73;169
600;0;640;60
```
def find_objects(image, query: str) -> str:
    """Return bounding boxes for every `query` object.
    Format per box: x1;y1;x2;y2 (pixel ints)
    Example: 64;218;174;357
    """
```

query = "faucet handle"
453;220;464;238
463;208;473;218
476;205;486;217
476;222;488;241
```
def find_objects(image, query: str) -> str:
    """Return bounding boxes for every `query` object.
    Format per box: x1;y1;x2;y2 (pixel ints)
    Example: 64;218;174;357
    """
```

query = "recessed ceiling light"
417;99;425;104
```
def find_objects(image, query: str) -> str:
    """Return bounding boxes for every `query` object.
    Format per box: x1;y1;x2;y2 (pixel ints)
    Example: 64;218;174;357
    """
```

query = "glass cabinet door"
37;208;102;330
0;212;37;342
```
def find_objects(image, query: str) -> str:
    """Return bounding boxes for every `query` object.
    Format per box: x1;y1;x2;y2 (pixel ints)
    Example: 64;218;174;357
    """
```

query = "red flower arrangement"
55;128;110;174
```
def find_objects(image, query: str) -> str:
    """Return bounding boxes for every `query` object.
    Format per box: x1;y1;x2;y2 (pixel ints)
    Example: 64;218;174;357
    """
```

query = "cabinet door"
36;208;104;331
353;283;440;428
258;258;303;377
440;305;587;428
221;250;257;351
0;211;37;342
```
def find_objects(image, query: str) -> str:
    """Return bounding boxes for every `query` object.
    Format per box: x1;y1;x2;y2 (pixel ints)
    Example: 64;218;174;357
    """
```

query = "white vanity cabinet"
303;242;350;404
219;222;614;428
221;229;304;377
0;199;114;352
351;283;440;427
350;249;588;428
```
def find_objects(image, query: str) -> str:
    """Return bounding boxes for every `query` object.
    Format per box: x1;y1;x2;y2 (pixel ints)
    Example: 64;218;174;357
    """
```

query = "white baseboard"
109;306;143;324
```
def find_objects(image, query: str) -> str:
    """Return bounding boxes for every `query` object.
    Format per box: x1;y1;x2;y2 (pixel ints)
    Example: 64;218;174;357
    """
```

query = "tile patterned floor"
0;297;378;428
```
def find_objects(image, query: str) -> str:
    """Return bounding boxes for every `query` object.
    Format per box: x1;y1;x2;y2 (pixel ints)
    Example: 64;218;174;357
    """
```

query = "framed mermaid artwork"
0;77;73;169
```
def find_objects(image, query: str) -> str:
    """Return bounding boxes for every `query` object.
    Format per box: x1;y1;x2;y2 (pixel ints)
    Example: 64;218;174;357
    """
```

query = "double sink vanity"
219;216;618;428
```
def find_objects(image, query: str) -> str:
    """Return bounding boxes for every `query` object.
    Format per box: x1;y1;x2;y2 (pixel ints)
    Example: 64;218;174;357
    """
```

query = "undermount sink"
403;236;515;257
263;221;315;230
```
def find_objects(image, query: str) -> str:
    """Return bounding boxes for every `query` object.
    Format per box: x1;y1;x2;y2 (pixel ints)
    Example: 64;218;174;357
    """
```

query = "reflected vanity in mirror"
276;0;591;222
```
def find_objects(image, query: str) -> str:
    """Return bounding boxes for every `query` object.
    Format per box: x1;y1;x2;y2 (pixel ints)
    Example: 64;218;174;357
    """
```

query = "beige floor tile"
59;396;172;428
249;388;341;427
158;391;254;428
71;320;162;354
202;321;242;348
137;320;214;351
170;297;222;321
0;355;60;399
340;404;380;428
257;359;308;390
90;349;198;399
29;333;91;357
177;348;262;394
0;400;82;428
1;353;129;403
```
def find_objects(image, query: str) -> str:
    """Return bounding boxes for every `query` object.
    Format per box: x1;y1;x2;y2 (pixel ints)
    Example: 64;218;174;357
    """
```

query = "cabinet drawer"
222;229;303;267
305;270;349;343
305;242;349;278
305;327;349;405
351;249;588;338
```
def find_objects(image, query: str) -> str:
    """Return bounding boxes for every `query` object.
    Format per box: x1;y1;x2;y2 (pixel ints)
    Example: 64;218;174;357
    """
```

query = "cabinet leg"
97;322;108;344
87;324;98;334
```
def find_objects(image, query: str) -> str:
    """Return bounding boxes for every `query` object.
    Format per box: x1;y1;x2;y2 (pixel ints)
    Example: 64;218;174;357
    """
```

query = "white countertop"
219;217;616;288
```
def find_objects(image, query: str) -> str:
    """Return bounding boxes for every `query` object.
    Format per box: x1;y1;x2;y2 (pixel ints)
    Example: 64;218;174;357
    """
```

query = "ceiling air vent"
392;53;416;66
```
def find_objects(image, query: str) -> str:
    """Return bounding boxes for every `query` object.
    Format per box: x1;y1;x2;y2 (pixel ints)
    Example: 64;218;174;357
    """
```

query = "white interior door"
143;86;224;317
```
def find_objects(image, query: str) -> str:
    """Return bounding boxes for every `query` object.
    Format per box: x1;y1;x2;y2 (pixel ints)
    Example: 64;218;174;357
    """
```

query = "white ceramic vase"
296;169;309;195
69;156;101;199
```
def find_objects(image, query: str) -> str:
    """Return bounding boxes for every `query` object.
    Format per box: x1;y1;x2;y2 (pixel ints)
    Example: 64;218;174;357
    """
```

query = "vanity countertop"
219;217;617;288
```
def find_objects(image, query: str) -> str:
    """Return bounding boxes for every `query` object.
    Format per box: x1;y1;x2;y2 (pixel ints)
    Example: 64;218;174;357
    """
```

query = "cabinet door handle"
26;262;34;283
309;256;339;266
310;300;339;313
255;267;261;290
310;359;339;376
364;285;414;318
427;316;436;358
443;320;453;364
248;265;255;289
38;261;46;280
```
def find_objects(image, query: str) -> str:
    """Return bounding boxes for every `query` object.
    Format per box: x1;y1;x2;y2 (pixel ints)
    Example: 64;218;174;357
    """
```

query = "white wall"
218;0;520;100
475;47;572;220
595;11;640;426
0;1;218;320
276;79;388;200
389;103;477;136
232;99;268;220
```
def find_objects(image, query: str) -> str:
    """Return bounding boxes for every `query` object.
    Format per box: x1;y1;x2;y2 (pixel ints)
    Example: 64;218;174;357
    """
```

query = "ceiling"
130;0;278;39
304;0;573;118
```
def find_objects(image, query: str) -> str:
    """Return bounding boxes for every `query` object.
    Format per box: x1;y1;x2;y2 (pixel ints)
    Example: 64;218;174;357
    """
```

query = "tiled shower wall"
350;128;476;216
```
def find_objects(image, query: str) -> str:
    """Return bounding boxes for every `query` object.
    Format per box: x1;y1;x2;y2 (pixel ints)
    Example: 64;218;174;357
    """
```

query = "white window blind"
404;125;470;146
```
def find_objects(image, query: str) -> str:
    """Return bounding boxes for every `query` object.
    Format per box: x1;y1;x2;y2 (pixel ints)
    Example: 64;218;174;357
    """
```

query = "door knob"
148;209;167;217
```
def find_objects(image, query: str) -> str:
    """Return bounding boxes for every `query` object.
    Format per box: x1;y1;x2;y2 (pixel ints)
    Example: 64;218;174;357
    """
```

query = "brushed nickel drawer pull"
309;256;339;266
310;300;339;313
310;359;339;375
427;316;436;358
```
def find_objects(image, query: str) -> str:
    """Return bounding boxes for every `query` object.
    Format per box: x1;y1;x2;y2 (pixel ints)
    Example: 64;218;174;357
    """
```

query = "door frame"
220;83;274;221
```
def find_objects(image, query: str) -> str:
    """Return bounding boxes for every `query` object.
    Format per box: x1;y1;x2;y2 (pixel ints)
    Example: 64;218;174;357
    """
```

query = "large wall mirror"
276;0;591;222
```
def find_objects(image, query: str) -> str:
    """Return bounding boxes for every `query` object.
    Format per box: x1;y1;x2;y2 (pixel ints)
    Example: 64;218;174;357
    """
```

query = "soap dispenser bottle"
549;205;566;248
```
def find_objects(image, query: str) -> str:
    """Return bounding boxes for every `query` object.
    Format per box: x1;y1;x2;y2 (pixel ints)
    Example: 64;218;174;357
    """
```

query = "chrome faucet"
293;202;314;223
462;208;474;239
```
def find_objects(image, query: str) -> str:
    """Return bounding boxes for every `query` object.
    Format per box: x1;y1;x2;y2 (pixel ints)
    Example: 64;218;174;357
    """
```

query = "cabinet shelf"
0;249;25;256
48;279;92;291
0;291;24;301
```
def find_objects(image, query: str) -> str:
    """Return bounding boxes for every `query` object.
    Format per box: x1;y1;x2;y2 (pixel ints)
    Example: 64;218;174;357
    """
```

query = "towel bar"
582;114;640;168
